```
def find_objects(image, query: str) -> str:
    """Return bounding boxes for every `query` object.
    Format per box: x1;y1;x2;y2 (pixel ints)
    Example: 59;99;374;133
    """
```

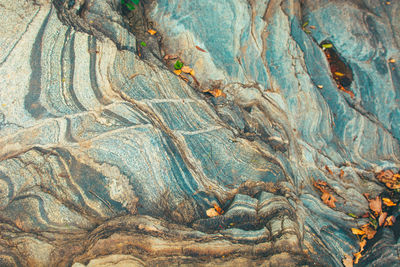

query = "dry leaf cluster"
344;170;399;265
377;170;400;189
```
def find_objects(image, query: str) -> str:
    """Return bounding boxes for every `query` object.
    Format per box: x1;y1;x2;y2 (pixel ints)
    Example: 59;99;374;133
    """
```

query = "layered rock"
0;0;398;266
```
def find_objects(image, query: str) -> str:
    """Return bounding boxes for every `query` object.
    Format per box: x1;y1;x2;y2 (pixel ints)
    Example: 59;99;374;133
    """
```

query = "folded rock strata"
0;0;399;266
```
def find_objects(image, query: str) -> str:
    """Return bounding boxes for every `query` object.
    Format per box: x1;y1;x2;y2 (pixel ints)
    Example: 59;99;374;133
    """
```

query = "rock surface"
0;0;399;266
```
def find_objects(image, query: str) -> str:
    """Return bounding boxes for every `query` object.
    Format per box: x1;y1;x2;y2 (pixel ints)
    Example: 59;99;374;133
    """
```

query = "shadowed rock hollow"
0;0;399;266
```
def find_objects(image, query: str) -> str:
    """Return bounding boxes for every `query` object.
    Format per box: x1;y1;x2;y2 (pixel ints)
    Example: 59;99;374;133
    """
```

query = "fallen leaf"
321;191;337;208
340;169;345;178
206;208;220;217
378;212;388;226
317;85;324;89
147;29;157;35
382;198;396;206
302;21;309;28
189;69;195;76
314;180;328;187
203;89;226;98
369;196;382;215
348;213;358;218
181;66;192;73
325;165;333;175
140;41;147;47
214;204;224;215
195;45;207;52
353;252;363;264
377;170;400;189
310;25;316;29
334;71;345;77
385;215;395;226
388;58;395;63
342;254;353;267
361;224;377;239
173;69;182;75
322;43;333;49
338;86;355;98
351;228;365;235
359;239;367;251
377;169;394;180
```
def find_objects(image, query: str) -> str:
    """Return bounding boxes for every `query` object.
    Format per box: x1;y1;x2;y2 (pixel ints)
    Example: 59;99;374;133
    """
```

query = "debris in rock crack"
321;41;355;98
345;169;400;265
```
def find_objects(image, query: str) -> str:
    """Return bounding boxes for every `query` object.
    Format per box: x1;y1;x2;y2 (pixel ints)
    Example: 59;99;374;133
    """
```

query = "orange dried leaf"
206;208;220;217
147;29;157;35
173;69;182;75
206;89;226;98
388;58;396;63
351;228;365;235
181;66;192;73
195;45;206;52
369;196;382;214
377;170;394;181
213;204;223;215
334;72;345;77
338;86;355;98
189;69;195;76
340;169;344;178
378;212;388;227
310;25;316;29
321;192;337;208
314;179;328;187
382;198;396;206
353;252;363;264
359;239;367;251
385;215;395;226
361;224;377;239
342;254;353;267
